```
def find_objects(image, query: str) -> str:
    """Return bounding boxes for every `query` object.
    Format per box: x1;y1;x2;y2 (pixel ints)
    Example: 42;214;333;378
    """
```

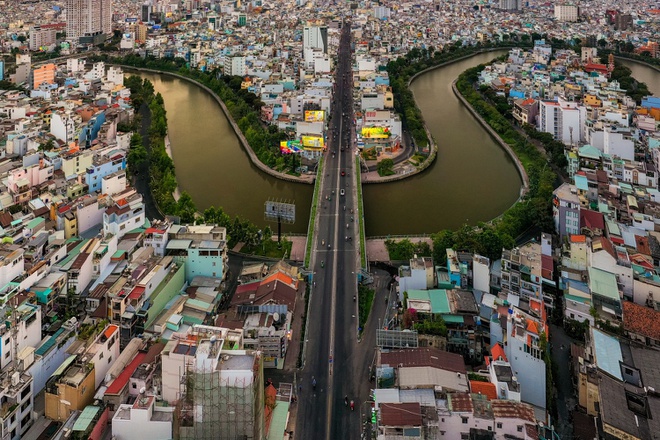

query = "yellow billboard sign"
301;136;324;149
304;110;325;122
361;126;391;139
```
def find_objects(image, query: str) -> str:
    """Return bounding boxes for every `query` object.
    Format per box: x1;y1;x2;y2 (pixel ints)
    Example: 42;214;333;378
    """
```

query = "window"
497;422;502;429
517;425;523;432
461;417;468;424
5;351;9;359
487;426;492;431
99;352;103;360
132;383;137;389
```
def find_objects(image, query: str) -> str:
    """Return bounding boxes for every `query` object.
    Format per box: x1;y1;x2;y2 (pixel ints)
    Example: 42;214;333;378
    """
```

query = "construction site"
174;344;265;440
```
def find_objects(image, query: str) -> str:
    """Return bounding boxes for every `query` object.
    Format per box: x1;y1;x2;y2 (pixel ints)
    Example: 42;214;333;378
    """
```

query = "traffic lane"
298;274;332;437
329;258;359;438
337;245;361;421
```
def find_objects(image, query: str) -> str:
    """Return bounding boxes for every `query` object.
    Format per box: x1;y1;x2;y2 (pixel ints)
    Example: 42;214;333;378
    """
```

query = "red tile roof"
491;343;507;361
581;209;605;231
469;381;497;400
128;286;145;300
105;352;146;395
448;392;473;412
623;301;660;341
491;400;535;422
380;402;422;427
103;325;118;340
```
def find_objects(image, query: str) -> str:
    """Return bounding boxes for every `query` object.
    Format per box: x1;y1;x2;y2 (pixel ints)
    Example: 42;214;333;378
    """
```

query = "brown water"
139;52;659;236
362;50;522;235
620;59;660;96
136;71;313;233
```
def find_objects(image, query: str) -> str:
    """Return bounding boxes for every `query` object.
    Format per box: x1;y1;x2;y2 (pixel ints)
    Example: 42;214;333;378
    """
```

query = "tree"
176;192;197;224
377;158;395;176
130;133;142;147
128;143;147;172
597;38;608;48
38;139;55;151
431;230;455;265
17;35;26;43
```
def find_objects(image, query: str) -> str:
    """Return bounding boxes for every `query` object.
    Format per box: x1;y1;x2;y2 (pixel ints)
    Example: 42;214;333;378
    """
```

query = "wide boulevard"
295;22;373;440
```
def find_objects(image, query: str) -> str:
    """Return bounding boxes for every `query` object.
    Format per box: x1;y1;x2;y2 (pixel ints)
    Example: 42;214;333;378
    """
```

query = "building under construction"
167;326;264;440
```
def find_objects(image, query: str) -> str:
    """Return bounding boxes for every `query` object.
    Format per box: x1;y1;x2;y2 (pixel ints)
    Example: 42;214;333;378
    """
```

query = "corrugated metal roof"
72;405;101;432
592;328;622;380
51;354;77;378
35;327;66;356
266;401;289;440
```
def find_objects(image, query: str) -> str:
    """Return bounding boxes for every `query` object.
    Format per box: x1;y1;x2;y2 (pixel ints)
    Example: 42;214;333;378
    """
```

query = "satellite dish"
210;335;217;344
273;312;280;322
139;387;146;395
105;374;112;384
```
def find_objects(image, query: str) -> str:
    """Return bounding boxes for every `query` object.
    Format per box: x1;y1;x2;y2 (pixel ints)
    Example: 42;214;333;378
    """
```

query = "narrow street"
549;323;577;439
133;102;163;221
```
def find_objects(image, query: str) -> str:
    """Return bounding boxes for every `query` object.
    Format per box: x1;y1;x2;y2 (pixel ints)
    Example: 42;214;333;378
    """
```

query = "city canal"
138;52;660;236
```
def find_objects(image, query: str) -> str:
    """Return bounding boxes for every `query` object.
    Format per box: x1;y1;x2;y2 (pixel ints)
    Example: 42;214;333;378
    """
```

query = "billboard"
361;126;391;139
301;136;324;149
304;110;325;122
265;200;295;224
280;140;302;154
125;17;138;23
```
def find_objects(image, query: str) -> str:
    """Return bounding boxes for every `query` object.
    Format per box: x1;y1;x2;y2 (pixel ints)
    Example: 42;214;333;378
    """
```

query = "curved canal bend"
138;53;660;236
135;71;314;233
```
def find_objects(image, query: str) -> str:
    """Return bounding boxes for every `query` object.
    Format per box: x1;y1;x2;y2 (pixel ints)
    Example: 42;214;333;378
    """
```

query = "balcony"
0;402;18;421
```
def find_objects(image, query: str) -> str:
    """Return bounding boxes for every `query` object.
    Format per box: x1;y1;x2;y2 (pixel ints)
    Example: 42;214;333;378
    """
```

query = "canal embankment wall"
450;80;530;200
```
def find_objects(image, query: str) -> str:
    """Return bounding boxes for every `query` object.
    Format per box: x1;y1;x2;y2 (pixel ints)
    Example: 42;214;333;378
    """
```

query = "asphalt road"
296;22;371;440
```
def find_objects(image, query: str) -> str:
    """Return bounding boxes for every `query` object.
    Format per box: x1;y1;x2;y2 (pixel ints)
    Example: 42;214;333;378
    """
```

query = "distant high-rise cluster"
499;0;522;11
65;0;113;45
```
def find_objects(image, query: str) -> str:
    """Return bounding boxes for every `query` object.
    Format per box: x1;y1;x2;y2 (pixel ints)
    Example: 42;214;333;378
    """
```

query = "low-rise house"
622;300;660;348
112;395;174;440
379;347;468;392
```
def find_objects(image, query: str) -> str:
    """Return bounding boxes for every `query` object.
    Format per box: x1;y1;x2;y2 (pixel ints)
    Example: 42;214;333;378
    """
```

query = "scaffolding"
176;354;264;440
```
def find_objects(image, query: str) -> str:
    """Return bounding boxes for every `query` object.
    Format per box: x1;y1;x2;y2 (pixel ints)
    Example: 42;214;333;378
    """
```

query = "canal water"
134;71;314;233
138;52;660;236
620;59;660;96
363;50;520;235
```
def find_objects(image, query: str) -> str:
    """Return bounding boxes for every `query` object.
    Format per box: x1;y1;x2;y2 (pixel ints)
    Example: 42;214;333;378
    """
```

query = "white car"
340;189;345;196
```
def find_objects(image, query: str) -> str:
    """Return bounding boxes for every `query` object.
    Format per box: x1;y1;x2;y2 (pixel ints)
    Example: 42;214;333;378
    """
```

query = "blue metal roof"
592;328;622;380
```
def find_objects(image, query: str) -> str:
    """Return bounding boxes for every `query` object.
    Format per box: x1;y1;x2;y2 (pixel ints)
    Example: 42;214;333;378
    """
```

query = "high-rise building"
554;4;579;22
499;0;521;10
303;25;328;54
65;0;113;44
141;3;152;22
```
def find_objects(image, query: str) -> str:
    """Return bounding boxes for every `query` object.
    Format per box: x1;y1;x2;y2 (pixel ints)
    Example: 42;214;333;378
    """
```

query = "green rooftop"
588;267;620;302
73;406;101;432
407;289;451;314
